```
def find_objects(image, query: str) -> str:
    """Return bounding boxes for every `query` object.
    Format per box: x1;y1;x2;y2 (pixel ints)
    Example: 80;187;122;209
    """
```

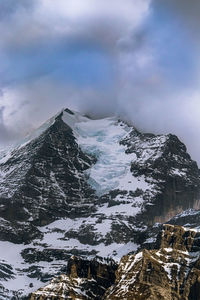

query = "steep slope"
122;129;200;224
0;111;96;221
0;108;200;298
0;110;96;242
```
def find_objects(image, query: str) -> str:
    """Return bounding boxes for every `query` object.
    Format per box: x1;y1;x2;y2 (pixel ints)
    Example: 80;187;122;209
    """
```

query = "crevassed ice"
76;118;133;195
62;110;149;196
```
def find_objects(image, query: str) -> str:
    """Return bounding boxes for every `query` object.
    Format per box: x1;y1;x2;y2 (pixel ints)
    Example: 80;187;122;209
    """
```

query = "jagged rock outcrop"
30;225;200;300
105;224;200;300
30;256;117;300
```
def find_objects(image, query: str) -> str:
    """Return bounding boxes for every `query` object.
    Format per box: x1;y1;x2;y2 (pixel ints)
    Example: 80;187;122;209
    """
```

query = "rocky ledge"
30;256;117;300
31;224;200;300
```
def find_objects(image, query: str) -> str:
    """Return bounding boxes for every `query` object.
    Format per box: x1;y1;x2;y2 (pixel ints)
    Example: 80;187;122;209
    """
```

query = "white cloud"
39;0;150;27
1;0;200;166
0;0;151;50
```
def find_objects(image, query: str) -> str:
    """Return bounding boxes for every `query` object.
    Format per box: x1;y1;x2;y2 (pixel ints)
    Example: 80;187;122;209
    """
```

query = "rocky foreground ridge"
0;108;200;298
31;224;200;300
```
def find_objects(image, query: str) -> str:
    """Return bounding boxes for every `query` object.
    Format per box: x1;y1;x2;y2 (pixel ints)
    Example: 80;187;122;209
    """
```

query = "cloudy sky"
1;0;200;163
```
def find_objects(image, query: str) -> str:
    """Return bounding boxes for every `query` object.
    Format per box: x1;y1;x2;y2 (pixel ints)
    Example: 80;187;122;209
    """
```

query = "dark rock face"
0;112;96;241
0;219;42;244
0;263;14;281
122;130;200;225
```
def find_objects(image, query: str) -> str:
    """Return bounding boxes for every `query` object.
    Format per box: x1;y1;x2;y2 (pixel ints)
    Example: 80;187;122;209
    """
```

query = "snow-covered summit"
0;107;200;298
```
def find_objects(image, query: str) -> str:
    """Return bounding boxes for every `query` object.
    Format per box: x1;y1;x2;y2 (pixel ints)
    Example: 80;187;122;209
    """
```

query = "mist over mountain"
0;0;200;165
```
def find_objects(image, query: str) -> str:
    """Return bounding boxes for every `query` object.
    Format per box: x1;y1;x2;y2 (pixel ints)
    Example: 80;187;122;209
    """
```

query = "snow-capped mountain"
0;108;200;298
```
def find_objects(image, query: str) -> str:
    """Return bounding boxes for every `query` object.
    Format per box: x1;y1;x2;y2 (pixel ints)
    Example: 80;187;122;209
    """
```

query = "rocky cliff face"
122;130;200;225
0;108;200;298
105;224;200;300
31;225;200;300
30;256;117;300
0;111;96;238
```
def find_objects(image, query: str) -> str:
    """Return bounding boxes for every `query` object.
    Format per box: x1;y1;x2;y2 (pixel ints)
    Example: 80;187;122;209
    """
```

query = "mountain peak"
0;107;200;298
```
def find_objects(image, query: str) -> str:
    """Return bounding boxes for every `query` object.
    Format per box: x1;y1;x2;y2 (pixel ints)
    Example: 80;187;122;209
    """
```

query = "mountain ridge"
0;108;200;298
30;224;200;300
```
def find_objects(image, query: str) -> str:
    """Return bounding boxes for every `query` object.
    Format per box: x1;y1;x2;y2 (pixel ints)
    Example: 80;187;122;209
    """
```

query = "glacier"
62;110;150;197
